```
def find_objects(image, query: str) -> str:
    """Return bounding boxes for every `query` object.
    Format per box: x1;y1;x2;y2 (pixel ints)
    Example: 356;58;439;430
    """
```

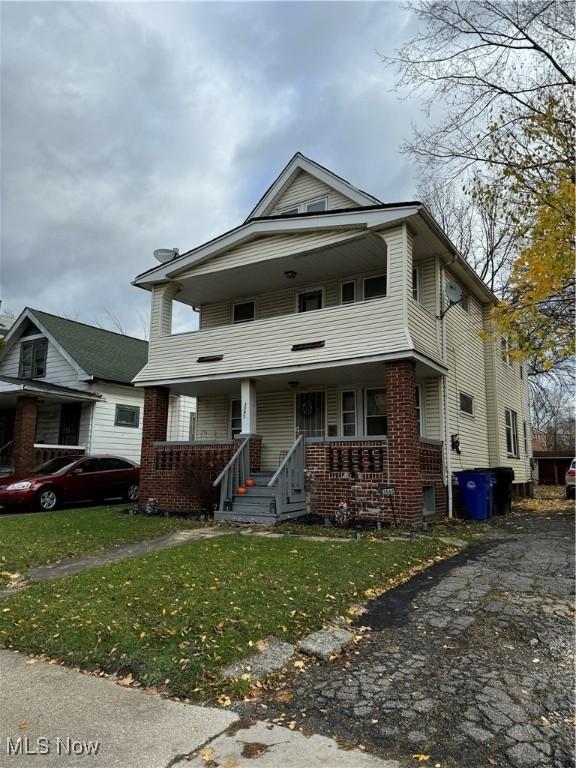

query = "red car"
0;455;139;512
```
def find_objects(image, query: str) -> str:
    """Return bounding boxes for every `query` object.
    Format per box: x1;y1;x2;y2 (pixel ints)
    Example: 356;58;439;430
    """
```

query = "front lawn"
0;535;451;700
0;505;205;588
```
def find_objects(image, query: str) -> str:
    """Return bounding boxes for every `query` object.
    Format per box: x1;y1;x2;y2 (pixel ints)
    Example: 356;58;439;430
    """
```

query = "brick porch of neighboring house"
138;360;446;527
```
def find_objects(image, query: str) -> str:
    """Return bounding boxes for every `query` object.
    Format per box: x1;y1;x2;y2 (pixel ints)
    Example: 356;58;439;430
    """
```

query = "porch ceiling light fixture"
284;270;297;280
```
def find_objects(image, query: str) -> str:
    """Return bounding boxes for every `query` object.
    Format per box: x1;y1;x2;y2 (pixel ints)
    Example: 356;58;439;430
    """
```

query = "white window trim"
363;387;388;437
114;404;140;428
231;298;257;324
229;397;242;439
339;387;361;437
505;408;519;457
295;286;325;313
459;391;475;418
278;196;328;215
412;266;421;304
416;383;426;437
339;279;357;305
362;273;388;301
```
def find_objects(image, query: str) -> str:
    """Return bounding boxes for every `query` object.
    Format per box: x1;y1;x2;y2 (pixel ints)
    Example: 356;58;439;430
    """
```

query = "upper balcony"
135;223;445;390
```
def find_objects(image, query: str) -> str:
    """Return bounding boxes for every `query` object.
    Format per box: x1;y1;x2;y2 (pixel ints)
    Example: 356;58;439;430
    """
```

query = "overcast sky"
1;1;426;337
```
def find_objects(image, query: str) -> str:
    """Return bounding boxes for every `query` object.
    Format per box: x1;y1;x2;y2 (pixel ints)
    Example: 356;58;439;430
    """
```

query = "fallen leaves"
412;755;430;763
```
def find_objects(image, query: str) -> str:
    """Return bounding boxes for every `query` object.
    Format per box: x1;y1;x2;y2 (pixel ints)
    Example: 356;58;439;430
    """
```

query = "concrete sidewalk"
0;650;399;768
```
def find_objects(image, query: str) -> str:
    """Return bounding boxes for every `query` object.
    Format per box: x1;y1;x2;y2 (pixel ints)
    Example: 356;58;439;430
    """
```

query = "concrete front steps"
214;471;307;525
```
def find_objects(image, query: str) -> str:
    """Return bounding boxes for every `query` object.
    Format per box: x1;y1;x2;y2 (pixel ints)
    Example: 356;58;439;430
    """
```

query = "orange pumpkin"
236;486;247;495
245;478;255;487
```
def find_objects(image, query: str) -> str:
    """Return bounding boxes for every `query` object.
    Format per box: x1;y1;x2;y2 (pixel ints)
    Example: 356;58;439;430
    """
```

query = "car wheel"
566;487;575;500
126;483;139;502
35;487;59;512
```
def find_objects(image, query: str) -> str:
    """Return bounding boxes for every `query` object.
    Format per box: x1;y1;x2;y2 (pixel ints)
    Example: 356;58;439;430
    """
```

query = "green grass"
0;505;205;588
0;535;451;700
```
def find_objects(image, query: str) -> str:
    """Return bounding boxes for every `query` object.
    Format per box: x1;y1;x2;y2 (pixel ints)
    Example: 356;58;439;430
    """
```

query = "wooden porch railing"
213;438;250;512
267;435;304;513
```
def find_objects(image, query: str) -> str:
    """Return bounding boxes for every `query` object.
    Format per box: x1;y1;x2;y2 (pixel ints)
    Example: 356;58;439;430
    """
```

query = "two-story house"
132;153;532;526
0;308;195;475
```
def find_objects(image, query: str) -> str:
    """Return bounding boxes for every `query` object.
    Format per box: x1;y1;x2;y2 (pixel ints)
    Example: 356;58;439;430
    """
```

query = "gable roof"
245;152;381;221
3;309;148;385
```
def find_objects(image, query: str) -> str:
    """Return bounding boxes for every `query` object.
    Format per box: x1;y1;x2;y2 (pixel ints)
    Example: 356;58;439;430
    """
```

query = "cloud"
1;1;425;337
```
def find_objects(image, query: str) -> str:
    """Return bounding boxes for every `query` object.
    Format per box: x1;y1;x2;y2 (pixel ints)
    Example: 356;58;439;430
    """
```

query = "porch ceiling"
0;377;100;407
174;233;386;306
164;356;442;397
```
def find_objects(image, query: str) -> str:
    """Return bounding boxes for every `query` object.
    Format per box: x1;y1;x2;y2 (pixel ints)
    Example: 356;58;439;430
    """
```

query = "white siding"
256;391;295;470
443;279;491;472
409;300;442;365
87;383;145;463
196;395;230;440
270;170;356;213
0;336;83;389
423;379;442;440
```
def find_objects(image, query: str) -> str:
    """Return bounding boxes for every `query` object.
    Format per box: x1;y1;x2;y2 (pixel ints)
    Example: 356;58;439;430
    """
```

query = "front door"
296;392;326;438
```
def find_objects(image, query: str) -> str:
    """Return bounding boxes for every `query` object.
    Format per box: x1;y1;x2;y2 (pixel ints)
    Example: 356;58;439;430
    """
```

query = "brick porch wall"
139;390;262;515
13;396;38;475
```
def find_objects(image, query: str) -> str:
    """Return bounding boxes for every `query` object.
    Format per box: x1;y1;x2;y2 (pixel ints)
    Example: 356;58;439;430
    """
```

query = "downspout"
439;259;456;519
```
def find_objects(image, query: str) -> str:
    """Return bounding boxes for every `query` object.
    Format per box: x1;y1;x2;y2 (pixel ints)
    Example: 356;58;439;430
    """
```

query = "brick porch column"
13;396;38;475
138;386;170;511
385;360;423;527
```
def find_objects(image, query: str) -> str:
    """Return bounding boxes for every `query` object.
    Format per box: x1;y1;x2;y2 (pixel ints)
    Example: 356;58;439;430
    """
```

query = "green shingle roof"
29;309;148;385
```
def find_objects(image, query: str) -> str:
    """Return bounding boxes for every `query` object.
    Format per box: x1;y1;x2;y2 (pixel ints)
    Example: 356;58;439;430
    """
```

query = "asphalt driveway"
239;511;575;768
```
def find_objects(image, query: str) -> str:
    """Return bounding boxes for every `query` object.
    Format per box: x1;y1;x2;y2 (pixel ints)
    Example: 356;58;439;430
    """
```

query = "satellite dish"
153;248;179;264
445;280;463;305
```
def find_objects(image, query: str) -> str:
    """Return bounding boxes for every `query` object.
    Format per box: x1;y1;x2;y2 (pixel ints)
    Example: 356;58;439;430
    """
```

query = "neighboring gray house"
0;308;195;474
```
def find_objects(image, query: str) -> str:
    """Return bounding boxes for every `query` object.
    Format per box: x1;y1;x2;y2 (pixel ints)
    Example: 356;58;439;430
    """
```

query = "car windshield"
33;457;80;475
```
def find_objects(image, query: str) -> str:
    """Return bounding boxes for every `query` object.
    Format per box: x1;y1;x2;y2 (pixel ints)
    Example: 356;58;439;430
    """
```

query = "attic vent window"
291;341;325;351
197;355;223;363
279;197;327;215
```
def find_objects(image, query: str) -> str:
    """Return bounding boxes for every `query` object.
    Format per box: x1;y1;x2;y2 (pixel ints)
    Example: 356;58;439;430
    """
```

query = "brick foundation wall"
13;396;38;475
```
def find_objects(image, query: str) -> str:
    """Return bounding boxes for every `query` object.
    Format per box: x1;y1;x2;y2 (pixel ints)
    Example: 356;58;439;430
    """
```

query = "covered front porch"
138;358;447;527
0;376;99;475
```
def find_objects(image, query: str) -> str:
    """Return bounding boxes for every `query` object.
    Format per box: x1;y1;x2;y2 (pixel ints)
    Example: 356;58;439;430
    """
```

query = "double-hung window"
341;390;358;436
505;408;519;457
19;338;48;378
364;389;387;435
459;392;474;416
501;337;513;366
340;280;356;304
230;399;242;437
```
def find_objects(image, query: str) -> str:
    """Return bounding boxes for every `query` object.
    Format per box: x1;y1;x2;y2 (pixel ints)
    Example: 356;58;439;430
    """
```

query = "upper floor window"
297;289;323;313
279;198;327;216
459;392;474;416
341;390;358;436
412;267;421;303
363;274;387;300
460;292;470;312
501;337;513;366
232;300;255;324
505;408;519;457
114;404;140;428
19;338;48;378
341;280;356;304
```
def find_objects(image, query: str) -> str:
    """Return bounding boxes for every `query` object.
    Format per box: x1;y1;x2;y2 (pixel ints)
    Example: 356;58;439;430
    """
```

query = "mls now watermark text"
4;737;100;757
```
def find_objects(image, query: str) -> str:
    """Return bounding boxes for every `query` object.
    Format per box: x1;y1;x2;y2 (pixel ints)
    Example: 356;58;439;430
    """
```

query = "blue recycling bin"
455;471;495;521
